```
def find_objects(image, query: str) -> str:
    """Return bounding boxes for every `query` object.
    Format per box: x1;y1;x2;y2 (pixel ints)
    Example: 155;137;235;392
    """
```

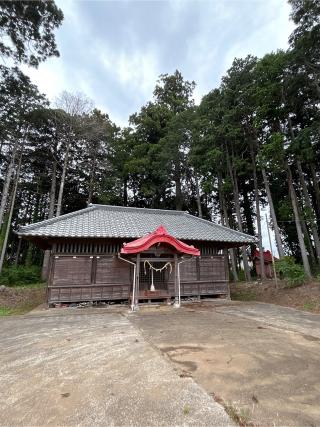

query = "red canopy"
120;225;200;256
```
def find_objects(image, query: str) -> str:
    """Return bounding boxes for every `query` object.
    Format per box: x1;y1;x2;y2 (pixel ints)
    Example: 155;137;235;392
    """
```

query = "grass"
224;403;253;427
0;282;46;316
303;301;317;311
211;393;253;426
0;307;16;316
183;404;190;416
0;301;43;316
231;288;257;302
9;282;45;289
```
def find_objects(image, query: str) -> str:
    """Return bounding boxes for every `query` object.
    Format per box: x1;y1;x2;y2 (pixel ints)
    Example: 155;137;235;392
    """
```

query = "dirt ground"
231;280;320;313
0;286;45;313
130;302;320;427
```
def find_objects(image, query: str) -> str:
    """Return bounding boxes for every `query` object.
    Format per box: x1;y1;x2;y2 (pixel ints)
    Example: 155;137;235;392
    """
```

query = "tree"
54;91;94;216
0;66;47;231
0;0;63;66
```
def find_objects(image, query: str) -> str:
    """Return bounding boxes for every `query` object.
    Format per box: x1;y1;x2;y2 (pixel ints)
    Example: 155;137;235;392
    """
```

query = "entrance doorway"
139;259;172;295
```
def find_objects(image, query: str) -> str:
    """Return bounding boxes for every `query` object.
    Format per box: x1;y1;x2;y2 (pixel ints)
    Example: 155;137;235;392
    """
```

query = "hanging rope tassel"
143;260;173;292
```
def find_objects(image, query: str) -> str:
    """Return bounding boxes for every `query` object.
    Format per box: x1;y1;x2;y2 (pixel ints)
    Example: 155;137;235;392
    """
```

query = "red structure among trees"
254;250;278;278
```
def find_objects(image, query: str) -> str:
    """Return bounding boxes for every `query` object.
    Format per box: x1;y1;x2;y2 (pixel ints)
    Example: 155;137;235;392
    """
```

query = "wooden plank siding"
47;239;229;304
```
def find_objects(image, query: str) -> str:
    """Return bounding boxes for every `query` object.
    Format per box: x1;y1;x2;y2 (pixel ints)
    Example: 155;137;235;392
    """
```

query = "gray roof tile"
17;204;257;244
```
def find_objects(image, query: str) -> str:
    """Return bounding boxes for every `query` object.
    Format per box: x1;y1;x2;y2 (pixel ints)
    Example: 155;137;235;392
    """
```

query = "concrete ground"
130;301;320;427
1;301;320;427
0;308;233;427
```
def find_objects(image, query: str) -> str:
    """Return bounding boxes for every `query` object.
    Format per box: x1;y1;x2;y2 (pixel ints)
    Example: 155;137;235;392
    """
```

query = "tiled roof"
17;204;257;244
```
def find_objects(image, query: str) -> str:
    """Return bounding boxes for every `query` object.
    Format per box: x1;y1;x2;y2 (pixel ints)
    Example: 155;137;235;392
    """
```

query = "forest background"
0;0;319;282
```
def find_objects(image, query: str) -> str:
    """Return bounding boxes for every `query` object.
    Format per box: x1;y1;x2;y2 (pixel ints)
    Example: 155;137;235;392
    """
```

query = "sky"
23;0;295;128
23;0;295;255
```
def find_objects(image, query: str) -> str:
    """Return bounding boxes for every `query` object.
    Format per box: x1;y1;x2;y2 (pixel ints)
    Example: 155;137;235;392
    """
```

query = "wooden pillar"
223;248;231;300
46;252;55;307
174;254;178;304
196;257;201;300
91;256;97;284
135;253;140;308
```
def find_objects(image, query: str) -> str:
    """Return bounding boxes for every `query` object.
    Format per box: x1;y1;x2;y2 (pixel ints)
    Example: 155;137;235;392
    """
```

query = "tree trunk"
48;161;57;218
56;142;70;217
299;211;316;264
226;149;251;281
87;147;97;205
261;167;285;257
14;237;22;266
287;165;312;278
0;149;23;273
0;141;19;230
42;161;57;280
218;174;238;282
123;178;128;206
310;163;320;217
242;189;255;236
194;173;202;218
250;143;266;279
175;171;183;211
297;160;320;260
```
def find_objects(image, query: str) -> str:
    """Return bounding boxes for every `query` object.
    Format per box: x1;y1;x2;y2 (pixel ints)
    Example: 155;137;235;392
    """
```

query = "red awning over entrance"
120;225;200;256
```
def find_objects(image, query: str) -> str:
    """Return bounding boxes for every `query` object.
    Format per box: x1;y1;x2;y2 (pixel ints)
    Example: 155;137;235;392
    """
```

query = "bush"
275;256;306;288
0;265;42;286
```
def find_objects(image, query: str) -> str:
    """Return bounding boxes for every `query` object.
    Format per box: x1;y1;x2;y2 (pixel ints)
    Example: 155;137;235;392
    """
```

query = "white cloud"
20;0;295;126
99;47;159;100
21;59;67;101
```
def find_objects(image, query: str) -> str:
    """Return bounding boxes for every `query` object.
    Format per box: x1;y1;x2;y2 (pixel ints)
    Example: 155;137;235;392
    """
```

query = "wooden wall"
47;239;229;304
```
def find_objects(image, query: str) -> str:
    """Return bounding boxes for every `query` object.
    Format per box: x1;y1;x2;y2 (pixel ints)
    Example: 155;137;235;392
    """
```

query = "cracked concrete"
0;309;233;427
130;302;320;427
2;300;320;427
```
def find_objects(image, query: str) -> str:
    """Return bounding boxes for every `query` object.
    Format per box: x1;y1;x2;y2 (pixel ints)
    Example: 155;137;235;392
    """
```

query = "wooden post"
223;248;231;300
265;214;278;289
174;254;178;304
135;253;140;308
196;257;200;300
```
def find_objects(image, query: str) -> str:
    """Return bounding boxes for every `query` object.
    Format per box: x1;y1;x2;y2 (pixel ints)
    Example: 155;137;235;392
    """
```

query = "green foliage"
237;270;246;282
303;301;316;311
0;307;15;316
0;266;42;286
276;257;306;287
1;2;320;281
0;0;64;66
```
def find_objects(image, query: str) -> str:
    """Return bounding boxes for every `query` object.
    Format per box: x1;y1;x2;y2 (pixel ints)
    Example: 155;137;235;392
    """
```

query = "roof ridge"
183;212;257;242
91;204;185;215
18;205;96;232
